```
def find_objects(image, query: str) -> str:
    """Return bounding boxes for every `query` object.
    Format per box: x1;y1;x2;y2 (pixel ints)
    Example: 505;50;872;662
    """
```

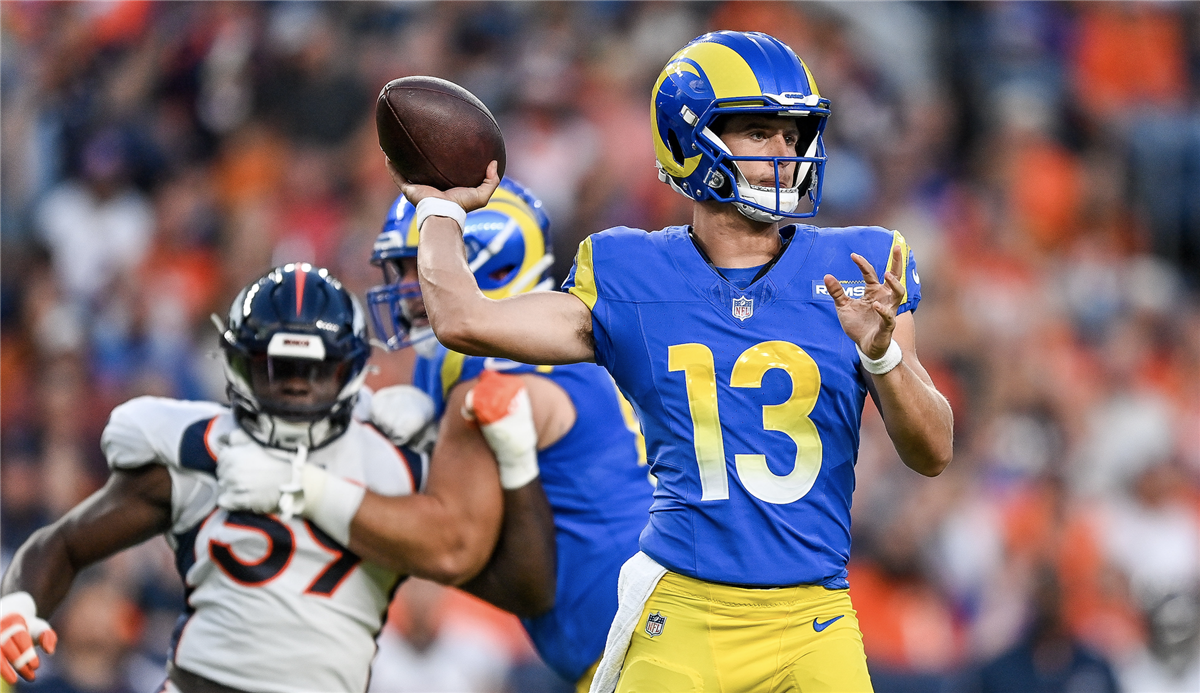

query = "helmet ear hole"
667;129;686;165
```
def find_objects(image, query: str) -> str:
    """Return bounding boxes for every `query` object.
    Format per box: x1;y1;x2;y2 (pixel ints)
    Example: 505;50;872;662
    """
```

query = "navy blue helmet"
220;263;370;450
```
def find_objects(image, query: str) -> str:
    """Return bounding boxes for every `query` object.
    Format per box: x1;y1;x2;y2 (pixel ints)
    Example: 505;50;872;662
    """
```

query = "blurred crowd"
1;2;1198;692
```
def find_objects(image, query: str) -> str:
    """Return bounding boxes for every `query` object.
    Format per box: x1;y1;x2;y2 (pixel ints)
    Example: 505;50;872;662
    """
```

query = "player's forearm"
2;467;171;615
872;364;954;476
459;480;557;617
417;217;494;354
1;527;81;618
348;491;498;584
418;219;595;364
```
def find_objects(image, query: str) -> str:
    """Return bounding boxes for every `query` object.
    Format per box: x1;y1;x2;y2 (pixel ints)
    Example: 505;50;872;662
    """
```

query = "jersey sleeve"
562;234;616;371
101;396;228;534
884;230;922;315
102;396;226;469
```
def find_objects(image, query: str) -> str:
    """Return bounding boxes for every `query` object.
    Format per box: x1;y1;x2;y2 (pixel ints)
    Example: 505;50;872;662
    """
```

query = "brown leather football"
376;76;506;190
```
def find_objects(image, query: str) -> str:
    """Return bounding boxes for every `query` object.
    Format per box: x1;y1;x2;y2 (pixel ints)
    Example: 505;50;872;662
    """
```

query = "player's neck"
691;200;782;268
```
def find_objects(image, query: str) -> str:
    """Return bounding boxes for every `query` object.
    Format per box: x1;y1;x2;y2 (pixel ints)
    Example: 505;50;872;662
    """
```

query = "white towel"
588;551;669;693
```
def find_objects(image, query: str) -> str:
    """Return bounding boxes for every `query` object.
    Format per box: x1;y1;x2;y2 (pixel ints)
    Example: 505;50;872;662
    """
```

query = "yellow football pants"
614;571;874;693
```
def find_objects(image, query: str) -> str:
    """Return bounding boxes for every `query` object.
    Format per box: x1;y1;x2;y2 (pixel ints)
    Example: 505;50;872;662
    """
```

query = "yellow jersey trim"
568;236;599;311
885;230;910;304
440;351;466;398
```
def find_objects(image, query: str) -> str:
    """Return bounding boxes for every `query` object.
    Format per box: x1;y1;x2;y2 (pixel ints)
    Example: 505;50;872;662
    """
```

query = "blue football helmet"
652;31;830;222
220;263;371;450
366;178;552;353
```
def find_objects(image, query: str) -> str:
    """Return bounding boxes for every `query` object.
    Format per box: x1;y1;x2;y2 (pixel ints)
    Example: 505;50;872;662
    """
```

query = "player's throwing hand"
1;592;58;684
823;243;908;361
387;158;500;214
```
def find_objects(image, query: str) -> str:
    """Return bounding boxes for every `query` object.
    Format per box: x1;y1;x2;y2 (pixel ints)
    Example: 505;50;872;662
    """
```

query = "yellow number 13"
668;341;823;505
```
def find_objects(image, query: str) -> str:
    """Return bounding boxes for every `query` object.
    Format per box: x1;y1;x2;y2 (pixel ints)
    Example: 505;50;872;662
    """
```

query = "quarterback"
392;30;953;692
0;264;536;693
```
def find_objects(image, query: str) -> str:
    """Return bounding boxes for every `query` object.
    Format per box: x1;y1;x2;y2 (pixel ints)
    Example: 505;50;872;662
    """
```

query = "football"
376;76;506;190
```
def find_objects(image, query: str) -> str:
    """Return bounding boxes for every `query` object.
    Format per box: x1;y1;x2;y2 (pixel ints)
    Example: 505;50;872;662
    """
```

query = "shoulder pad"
102;397;229;473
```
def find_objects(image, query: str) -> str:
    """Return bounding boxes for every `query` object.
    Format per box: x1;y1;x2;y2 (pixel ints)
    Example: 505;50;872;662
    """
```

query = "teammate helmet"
366;178;553;352
220;263;371;450
651;30;831;222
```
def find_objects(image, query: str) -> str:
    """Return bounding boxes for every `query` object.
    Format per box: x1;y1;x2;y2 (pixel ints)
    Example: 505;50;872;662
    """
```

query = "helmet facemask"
691;107;826;223
365;257;436;355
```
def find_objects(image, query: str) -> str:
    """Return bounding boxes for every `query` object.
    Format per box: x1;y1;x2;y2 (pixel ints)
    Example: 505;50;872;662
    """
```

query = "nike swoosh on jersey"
813;615;845;632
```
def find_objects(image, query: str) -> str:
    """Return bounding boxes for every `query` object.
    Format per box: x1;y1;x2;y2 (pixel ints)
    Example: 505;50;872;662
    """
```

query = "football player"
0;264;537;693
219;180;655;691
388;30;955;693
368;180;654;690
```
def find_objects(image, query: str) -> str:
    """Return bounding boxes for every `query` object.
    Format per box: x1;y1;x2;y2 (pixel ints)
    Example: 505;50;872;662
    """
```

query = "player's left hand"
1;592;57;684
216;430;293;514
386;158;500;213
823;244;906;360
463;371;540;490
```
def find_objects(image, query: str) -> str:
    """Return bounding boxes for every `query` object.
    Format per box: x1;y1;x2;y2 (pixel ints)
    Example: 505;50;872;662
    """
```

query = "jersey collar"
663;224;817;326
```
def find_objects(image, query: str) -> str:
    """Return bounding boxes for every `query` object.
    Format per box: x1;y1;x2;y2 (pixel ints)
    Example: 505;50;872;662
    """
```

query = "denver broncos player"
389;30;954;692
1;266;426;693
364;179;654;690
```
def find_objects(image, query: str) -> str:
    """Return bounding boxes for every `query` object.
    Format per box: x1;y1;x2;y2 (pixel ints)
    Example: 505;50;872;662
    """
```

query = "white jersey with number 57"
101;396;420;693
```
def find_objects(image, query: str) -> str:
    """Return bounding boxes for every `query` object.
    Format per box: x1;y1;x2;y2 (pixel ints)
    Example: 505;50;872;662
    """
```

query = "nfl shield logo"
645;611;666;638
732;295;753;321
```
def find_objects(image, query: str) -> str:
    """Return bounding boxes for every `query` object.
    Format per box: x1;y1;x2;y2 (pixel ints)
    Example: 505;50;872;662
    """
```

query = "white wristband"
1;591;37;621
415;197;466;233
301;465;366;546
857;339;903;375
498;448;540;491
0;591;51;640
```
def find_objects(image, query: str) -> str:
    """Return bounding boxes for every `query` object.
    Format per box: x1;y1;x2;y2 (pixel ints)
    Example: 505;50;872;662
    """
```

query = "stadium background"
1;2;1197;691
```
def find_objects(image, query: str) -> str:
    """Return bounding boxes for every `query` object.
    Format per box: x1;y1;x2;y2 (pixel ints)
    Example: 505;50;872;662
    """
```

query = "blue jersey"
563;224;921;588
414;347;654;681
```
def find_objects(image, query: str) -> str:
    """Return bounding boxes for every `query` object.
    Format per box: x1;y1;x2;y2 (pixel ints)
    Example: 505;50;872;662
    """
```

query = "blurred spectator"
961;567;1122;693
34;129;154;311
369;579;515;693
1119;590;1200;693
1102;462;1200;607
258;4;372;148
0;453;51;561
22;578;142;693
1069;318;1177;498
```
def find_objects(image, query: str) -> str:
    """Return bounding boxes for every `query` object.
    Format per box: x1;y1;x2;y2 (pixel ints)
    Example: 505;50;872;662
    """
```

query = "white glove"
1;592;57;685
216;429;294;514
463;371;540;490
370;385;437;447
216;429;365;545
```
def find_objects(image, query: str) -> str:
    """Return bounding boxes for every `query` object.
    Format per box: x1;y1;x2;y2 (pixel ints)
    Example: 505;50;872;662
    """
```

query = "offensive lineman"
369;181;653;689
389;30;954;693
0;264;540;693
